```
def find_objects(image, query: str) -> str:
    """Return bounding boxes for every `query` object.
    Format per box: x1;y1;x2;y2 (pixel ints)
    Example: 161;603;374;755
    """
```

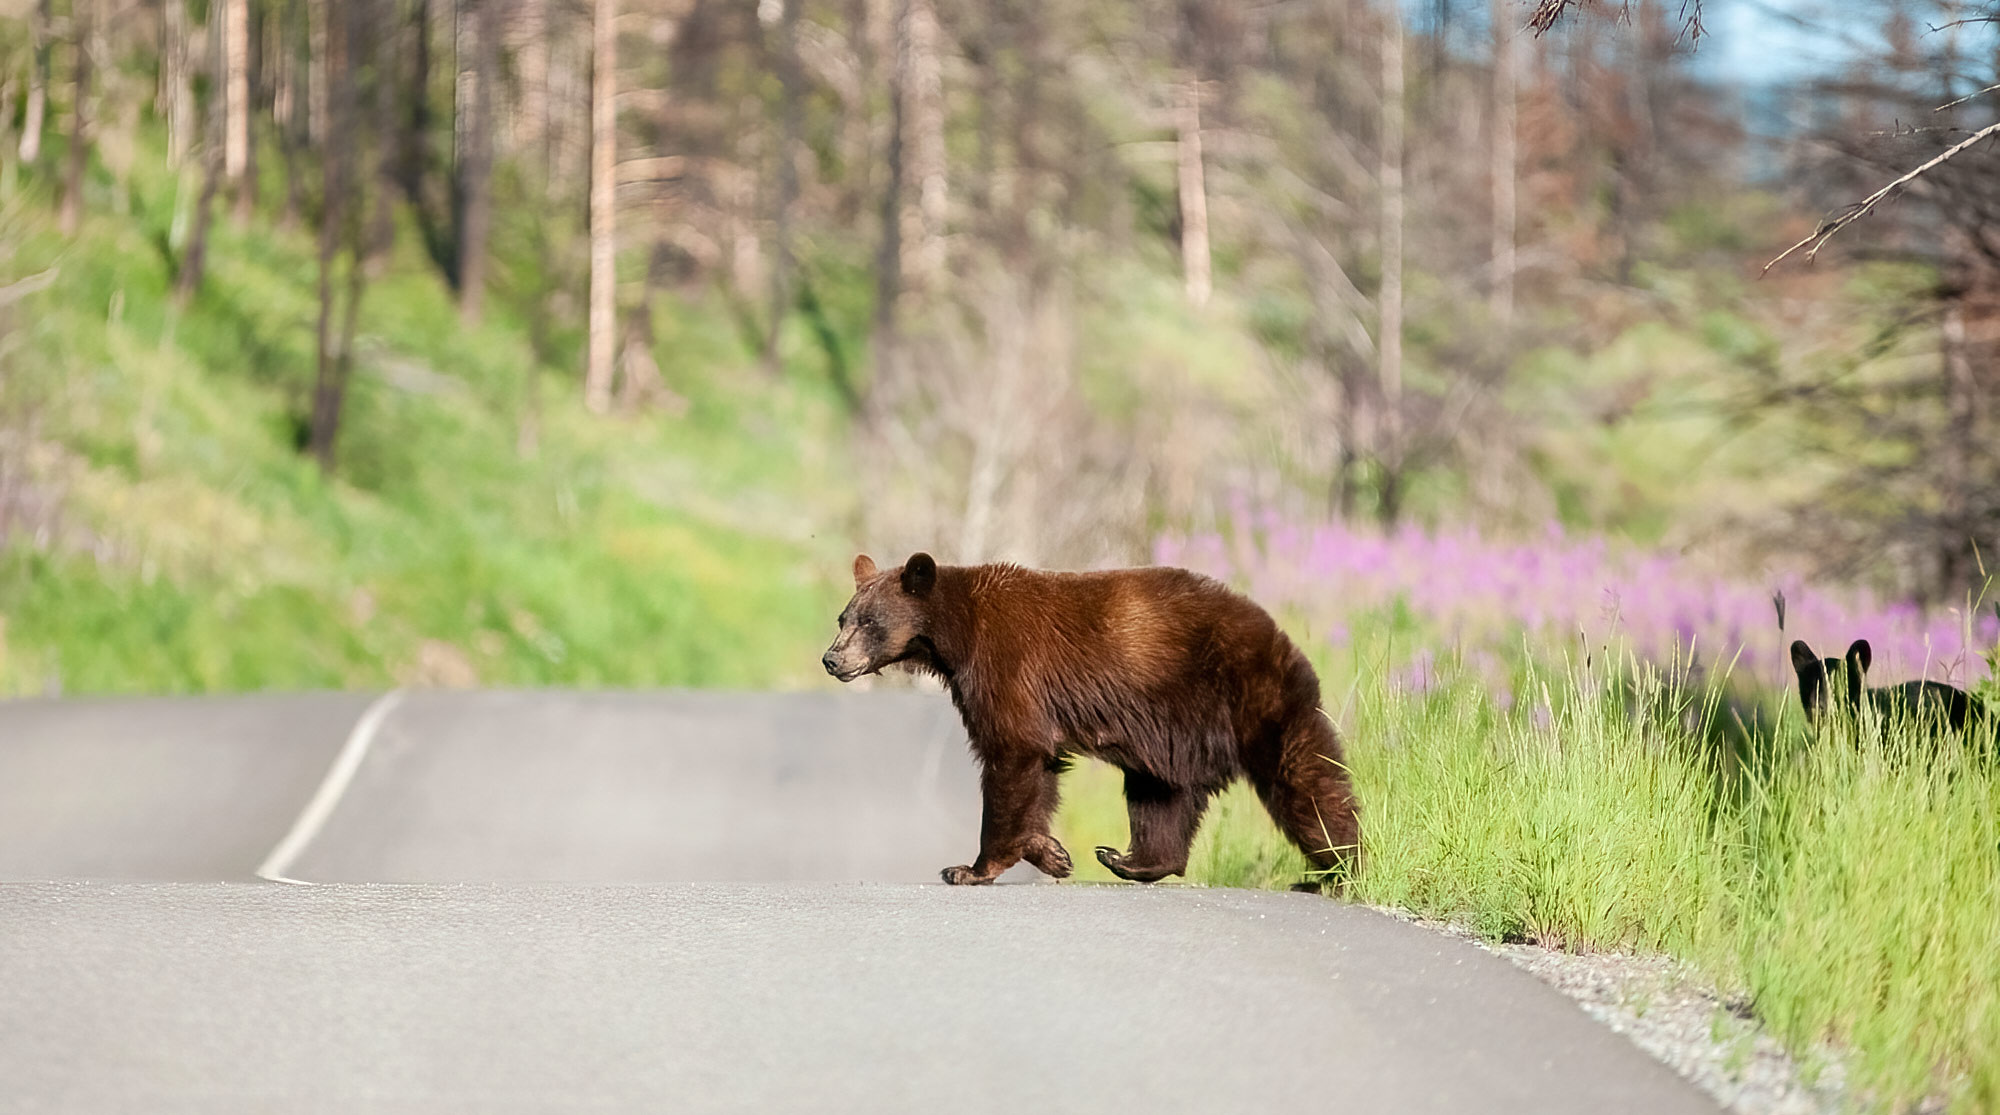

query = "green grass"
1056;654;2000;1112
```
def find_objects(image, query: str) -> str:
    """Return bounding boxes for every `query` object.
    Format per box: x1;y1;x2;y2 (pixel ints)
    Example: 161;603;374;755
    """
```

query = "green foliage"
0;144;853;696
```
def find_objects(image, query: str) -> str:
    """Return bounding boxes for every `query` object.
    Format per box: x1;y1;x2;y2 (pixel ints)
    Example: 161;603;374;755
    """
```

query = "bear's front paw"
1023;835;1073;879
940;865;992;886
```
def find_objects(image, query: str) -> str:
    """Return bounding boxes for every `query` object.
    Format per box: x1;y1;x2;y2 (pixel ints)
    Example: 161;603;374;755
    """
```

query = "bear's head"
1790;638;1870;720
822;552;939;682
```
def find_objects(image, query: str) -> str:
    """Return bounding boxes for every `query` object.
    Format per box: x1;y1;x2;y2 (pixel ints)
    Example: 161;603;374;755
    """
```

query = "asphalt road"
0;692;369;880
0;691;1723;1113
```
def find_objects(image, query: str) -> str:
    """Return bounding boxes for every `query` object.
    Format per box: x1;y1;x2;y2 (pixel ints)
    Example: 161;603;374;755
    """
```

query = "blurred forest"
0;0;1994;691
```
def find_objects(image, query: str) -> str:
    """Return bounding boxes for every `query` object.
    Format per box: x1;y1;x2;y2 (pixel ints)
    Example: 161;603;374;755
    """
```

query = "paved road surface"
0;692;1722;1113
0;692;369;880
289;690;994;883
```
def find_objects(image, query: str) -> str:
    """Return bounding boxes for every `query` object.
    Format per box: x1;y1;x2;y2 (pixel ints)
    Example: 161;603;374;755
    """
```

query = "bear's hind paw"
940;865;994;886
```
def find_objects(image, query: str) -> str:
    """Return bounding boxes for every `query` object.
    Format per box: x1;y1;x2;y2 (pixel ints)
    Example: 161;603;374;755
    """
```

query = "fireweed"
1155;514;1998;691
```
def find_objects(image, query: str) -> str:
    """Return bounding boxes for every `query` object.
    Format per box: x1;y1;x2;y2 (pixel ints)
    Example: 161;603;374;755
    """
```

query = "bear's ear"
1789;640;1819;674
1845;639;1872;674
901;552;937;596
852;554;878;587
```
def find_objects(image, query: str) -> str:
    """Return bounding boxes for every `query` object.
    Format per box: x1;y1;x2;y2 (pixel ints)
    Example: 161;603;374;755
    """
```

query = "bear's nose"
821;651;840;676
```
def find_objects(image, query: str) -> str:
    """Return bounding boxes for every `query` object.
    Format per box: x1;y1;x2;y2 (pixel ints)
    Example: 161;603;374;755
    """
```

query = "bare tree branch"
1528;0;1705;41
1927;16;2000;33
1936;81;2000;115
1764;119;2000;274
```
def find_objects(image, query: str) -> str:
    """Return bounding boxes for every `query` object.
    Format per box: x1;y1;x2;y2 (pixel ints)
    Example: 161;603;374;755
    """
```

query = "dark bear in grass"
822;552;1360;890
1789;638;1971;733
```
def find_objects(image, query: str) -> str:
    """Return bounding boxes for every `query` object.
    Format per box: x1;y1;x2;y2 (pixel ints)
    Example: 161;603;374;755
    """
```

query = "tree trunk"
1176;78;1211;308
309;0;328;144
584;0;617;413
1001;6;1044;266
516;0;550;163
276;0;307;229
1489;0;1516;328
839;0;878;225
163;0;194;166
764;0;804;372
270;6;288;127
58;0;94;236
316;4;395;474
456;0;498;324
225;0;249;193
1377;5;1405;524
18;0;50;164
402;0;458;276
903;0;945;286
968;0;996;225
309;0;356;472
1941;299;1978;594
1336;363;1362;519
175;132;225;303
870;0;911;419
235;0;262;220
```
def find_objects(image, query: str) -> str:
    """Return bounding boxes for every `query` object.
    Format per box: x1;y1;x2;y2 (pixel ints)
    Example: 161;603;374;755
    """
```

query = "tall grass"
1738;711;2000;1109
1057;655;2000;1111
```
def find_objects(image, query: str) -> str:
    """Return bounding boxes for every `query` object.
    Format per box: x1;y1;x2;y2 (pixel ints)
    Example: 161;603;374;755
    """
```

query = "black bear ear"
1845;639;1872;674
852;554;878;588
1789;640;1818;674
901;552;937;596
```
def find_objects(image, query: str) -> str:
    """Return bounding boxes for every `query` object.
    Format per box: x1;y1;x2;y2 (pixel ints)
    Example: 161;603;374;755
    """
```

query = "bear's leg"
942;752;1068;885
1019;755;1074;879
1248;715;1360;893
1094;769;1207;883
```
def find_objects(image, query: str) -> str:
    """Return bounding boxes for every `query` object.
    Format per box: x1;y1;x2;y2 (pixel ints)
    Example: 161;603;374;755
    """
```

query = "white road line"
256;689;405;884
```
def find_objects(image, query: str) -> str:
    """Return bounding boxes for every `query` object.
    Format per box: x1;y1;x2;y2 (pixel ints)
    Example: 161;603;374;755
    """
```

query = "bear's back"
971;564;1279;667
964;562;1306;724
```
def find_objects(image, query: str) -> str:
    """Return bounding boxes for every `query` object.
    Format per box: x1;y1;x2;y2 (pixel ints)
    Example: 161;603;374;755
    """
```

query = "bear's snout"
822;637;862;681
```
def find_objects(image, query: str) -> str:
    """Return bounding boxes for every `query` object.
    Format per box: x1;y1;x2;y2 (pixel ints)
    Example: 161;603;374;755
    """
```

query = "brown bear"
822;552;1360;890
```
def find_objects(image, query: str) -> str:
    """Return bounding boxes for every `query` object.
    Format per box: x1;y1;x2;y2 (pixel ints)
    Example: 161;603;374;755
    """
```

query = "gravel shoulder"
1371;908;1852;1115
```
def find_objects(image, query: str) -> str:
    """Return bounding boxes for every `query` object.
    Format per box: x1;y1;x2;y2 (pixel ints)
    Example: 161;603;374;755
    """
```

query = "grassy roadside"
0;144;855;695
1054;657;2000;1112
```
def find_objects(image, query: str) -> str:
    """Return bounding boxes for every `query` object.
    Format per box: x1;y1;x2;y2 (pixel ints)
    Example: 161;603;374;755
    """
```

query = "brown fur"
823;552;1361;890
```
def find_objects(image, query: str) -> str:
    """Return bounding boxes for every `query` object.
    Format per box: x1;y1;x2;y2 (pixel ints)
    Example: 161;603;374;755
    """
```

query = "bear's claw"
1096;845;1175;883
940;865;993;886
1024;835;1073;879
